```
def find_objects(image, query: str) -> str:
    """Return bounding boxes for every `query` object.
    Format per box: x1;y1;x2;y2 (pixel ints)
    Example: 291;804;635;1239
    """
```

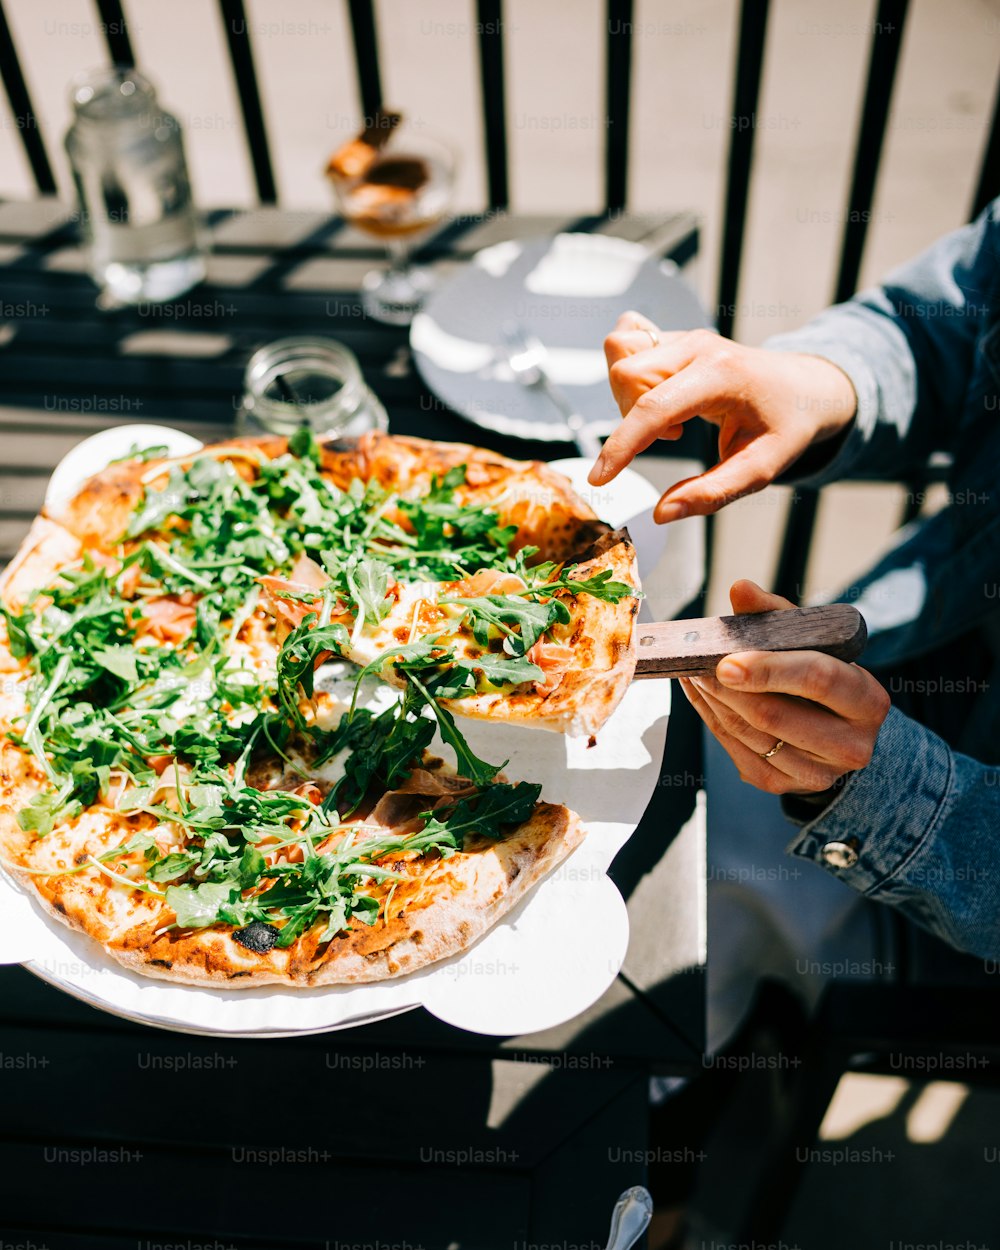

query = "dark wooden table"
0;200;707;1249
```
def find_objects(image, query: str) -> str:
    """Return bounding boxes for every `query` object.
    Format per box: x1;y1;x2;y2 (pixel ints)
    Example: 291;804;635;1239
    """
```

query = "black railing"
0;0;998;599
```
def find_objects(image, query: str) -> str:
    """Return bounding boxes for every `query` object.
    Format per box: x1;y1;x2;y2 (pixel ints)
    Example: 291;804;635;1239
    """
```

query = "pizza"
0;431;640;987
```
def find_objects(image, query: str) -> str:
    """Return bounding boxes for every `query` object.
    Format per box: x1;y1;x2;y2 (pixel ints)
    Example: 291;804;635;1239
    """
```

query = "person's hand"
589;310;858;523
680;580;891;796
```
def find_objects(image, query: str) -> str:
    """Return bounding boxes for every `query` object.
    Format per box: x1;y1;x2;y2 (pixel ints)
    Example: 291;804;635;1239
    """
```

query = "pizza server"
630;602;867;679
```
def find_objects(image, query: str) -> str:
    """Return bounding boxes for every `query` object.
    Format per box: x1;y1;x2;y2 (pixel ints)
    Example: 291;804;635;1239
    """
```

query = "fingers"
615;310;660;334
715;651;891;724
604;311;663;372
691;674;870;777
607;310;661;355
605;332;694;413
590;363;724;487
604;326;718;415
729;579;796;614
684;649;891;799
688;678;844;790
648;437;785;522
680;678;834;795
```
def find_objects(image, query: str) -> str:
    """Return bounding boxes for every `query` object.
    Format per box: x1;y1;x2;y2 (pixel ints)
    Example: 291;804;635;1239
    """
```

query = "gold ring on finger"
759;738;785;760
642;327;659;349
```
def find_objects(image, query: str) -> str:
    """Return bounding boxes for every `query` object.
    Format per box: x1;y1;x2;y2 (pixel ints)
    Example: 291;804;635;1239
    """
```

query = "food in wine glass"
327;111;455;325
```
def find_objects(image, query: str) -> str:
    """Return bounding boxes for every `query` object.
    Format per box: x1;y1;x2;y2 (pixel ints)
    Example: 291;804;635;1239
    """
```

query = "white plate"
411;232;708;442
0;427;671;1037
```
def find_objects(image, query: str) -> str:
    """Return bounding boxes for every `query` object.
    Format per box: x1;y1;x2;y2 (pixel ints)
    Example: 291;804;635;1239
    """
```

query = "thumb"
729;578;796;614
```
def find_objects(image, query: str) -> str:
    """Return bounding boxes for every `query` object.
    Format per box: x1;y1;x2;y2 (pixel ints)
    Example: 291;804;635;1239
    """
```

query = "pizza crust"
0;515;82;609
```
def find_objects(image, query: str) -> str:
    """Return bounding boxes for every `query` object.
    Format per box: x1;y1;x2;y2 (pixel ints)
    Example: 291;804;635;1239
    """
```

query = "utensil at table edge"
632;603;867;679
604;1186;654;1250
500;322;605;460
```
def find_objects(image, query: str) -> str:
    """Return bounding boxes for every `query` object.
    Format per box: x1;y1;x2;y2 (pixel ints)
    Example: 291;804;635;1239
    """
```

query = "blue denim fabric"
761;199;1000;958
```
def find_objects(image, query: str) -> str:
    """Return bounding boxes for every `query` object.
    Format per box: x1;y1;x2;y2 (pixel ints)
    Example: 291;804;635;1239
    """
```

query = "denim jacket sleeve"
764;203;1000;959
763;200;1000;485
785;706;1000;960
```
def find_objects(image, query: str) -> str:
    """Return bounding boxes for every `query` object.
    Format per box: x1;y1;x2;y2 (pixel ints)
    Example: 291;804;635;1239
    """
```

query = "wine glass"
329;125;456;326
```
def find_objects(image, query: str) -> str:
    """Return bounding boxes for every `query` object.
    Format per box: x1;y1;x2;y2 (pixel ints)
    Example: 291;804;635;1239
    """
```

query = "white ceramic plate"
411;232;708;442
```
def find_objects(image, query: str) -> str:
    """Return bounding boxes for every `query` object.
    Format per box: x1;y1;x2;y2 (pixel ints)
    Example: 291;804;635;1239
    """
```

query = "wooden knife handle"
633;603;867;679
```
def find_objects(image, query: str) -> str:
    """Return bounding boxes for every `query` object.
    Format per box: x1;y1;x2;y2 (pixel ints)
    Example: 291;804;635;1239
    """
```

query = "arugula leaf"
110;442;170;464
347;556;392;641
455;652;544;688
321;693;435;815
544;566;635;603
146;852;200;883
442;593;568;656
276;614;350;723
346;636;452;714
288;427;319;461
238;845;267;885
273;906;317;948
377;702;437;790
419;781;542;843
92;646;141;684
126;469;188;538
1;605;33;658
166;881;238;929
17;785;75;836
406;674;504;786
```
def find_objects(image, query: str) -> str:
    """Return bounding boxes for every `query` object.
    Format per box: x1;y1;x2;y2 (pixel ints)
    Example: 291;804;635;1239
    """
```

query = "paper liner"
0;429;670;1037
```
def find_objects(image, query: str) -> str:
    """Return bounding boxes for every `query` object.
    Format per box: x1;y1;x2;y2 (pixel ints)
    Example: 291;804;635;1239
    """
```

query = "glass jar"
237;337;389;439
65;67;205;305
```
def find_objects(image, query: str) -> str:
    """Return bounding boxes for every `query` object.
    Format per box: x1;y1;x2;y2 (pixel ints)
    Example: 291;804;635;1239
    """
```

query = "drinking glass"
329;126;455;326
65;67;204;305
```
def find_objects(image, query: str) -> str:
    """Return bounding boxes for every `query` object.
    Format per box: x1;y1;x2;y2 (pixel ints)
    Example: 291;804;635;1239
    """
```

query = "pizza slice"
258;526;639;738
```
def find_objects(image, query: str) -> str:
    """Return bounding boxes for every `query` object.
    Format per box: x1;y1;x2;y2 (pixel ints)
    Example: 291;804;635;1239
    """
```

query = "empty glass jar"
237;337;389;439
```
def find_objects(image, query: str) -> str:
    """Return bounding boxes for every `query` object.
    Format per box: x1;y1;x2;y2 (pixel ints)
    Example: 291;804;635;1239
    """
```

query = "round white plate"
411;232;708;442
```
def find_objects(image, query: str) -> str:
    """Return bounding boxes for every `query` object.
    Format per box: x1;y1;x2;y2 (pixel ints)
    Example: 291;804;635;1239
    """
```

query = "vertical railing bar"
833;0;909;304
217;0;277;204
0;0;56;195
971;71;1000;221
715;0;770;340
605;0;633;213
476;0;509;211
347;0;383;120
774;0;908;602
772;489;820;604
94;0;134;67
